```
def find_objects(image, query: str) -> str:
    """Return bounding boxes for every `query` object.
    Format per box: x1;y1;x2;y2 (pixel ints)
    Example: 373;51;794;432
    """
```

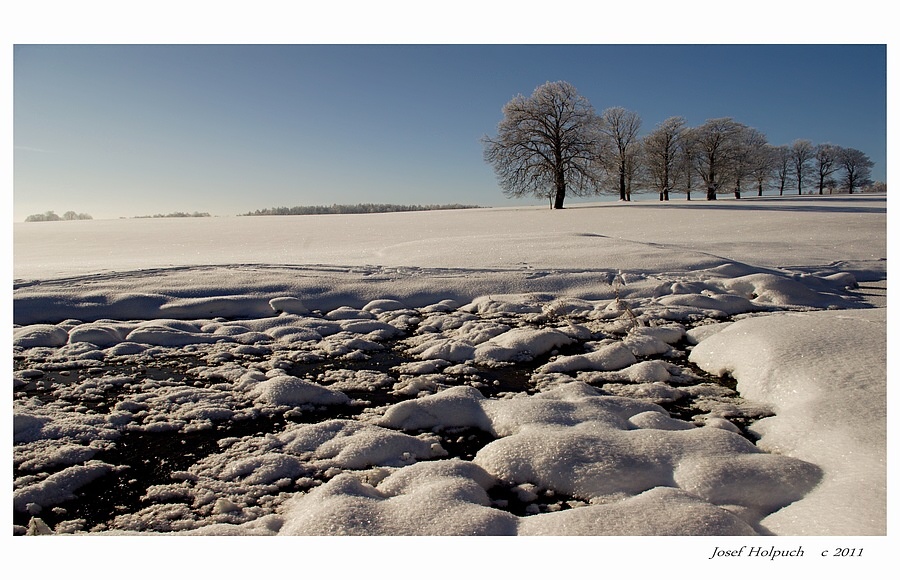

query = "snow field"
11;196;888;556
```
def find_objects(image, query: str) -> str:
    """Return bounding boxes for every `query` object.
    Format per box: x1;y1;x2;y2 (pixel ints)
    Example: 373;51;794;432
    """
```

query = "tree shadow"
570;195;886;214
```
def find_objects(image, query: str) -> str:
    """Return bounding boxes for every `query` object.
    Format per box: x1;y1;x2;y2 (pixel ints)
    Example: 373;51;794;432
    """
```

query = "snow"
249;375;352;407
8;195;891;573
689;308;887;535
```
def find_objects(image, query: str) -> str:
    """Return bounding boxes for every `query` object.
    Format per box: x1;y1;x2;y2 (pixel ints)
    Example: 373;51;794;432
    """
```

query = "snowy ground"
9;195;890;572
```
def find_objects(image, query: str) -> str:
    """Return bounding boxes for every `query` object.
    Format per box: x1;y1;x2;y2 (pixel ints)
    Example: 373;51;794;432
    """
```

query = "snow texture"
11;196;888;546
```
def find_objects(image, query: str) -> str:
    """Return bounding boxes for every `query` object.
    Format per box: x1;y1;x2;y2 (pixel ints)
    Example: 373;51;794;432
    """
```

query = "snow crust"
10;196;889;549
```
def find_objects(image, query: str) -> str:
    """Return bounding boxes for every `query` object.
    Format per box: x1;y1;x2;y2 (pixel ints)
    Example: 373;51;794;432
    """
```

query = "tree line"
243;203;481;216
131;212;211;218
483;81;879;208
24;210;93;222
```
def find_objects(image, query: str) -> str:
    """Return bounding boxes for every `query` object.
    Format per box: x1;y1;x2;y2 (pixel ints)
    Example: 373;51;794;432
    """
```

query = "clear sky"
10;17;889;221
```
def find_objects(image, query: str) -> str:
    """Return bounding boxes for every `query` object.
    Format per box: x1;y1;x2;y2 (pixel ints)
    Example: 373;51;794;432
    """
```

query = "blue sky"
13;43;887;220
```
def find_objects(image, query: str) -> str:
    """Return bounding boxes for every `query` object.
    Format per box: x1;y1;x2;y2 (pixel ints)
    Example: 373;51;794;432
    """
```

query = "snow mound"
377;385;493;433
250;375;350;407
14;460;119;512
473;327;574;365
277;419;447;469
268;297;309;315
538;341;637;373
14;324;69;348
278;459;518;535
519;487;757;535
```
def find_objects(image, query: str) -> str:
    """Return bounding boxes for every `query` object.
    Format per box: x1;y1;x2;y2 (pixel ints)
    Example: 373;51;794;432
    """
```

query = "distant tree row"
24;210;93;222
131;212;211;218
483;81;879;208
243;203;481;216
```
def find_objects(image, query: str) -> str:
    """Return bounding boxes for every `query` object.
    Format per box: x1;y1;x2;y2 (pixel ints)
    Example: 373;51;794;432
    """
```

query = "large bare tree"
693;118;745;200
838;147;874;194
599;106;642;201
642;116;686;201
790;139;815;195
482;81;605;209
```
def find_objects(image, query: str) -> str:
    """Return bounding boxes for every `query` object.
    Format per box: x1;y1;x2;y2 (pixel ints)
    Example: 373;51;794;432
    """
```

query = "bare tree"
693;118;744;200
837;147;874;194
642;116;686;201
599;107;642;201
482;81;605;209
749;143;778;196
674;127;698;201
790;139;815;195
729;125;768;199
771;145;794;196
623;141;643;201
813;143;840;195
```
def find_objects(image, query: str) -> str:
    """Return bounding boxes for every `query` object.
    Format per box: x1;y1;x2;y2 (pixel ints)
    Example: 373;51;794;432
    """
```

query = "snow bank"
689;308;887;535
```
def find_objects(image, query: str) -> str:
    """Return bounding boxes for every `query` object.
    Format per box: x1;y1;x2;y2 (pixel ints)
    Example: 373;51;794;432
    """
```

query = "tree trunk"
619;166;627;201
707;184;717;200
554;174;566;209
662;167;669;201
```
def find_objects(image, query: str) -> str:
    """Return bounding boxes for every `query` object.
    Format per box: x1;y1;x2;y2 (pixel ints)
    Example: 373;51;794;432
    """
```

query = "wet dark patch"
420;426;497;462
487;481;581;517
